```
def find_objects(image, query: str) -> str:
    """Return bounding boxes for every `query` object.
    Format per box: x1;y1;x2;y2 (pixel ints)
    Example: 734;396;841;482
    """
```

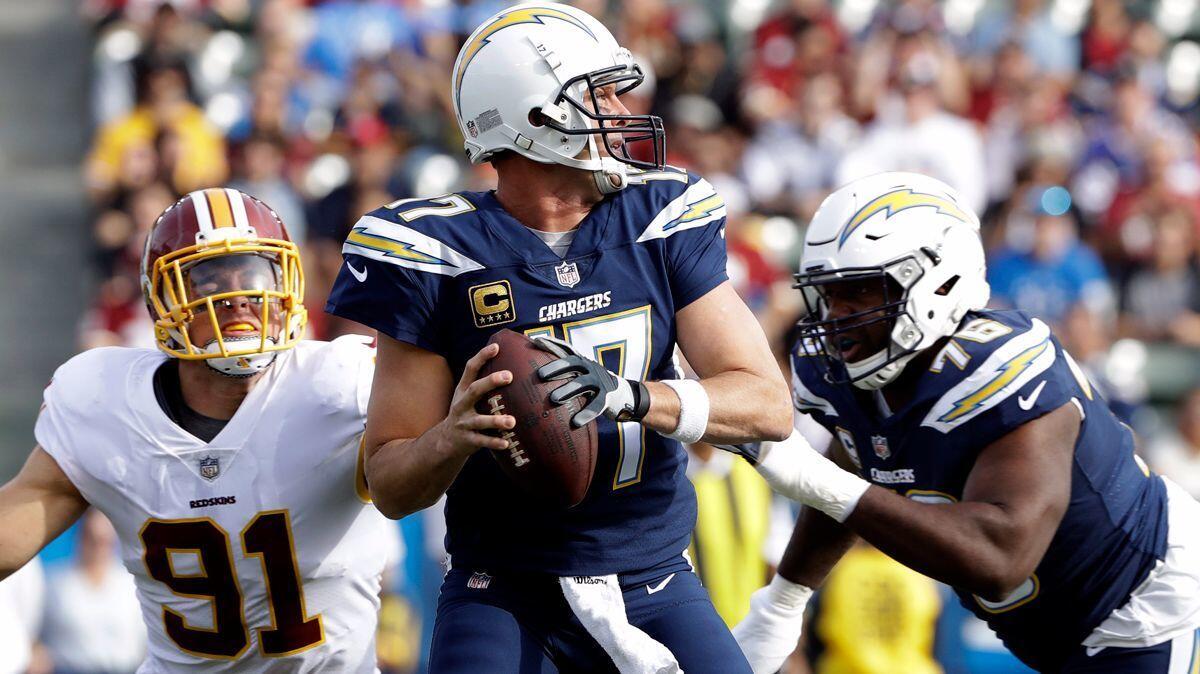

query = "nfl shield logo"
554;261;580;288
467;571;492;589
871;435;891;460
198;456;220;481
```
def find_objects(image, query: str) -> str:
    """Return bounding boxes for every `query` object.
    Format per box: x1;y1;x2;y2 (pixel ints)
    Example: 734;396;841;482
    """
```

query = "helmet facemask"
795;255;931;390
146;242;306;377
538;62;665;173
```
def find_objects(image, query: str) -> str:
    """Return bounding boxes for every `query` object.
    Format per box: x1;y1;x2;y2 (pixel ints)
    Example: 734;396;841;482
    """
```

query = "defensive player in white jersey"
0;188;391;672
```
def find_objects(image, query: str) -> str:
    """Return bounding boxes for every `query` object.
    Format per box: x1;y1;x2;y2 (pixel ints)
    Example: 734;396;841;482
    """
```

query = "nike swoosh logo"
646;573;676;595
346;261;368;282
1018;381;1047;410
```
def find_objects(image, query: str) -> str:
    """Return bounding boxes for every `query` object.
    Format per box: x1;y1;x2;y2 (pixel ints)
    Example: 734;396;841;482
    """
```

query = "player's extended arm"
0;446;89;580
734;444;859;674
361;335;514;519
660;281;793;443
844;403;1075;599
761;403;1077;600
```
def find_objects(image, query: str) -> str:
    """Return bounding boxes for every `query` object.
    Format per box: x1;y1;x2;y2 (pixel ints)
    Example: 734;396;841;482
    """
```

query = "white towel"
559;575;683;674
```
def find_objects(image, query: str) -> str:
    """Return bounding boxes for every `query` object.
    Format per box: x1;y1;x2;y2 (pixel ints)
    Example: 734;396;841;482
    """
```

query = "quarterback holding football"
325;3;793;672
731;172;1200;673
0;188;393;672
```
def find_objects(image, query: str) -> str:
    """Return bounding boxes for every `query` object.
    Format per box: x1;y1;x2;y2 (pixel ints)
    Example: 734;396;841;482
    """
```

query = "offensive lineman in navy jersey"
324;3;792;672
729;172;1200;673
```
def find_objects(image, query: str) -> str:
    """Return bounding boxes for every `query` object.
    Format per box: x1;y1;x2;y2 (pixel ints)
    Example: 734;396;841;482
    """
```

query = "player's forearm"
776;505;858;589
844;487;1044;600
365;425;471;519
0;484;83;579
642;370;792;444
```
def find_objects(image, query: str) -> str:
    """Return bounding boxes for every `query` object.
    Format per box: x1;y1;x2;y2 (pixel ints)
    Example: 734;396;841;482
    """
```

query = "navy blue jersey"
326;168;728;576
790;309;1168;672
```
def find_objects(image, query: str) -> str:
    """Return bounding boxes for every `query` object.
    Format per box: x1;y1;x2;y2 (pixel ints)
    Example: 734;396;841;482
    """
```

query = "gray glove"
532;335;650;427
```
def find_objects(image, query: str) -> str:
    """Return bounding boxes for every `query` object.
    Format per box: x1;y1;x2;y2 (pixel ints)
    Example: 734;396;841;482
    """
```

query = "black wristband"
627;379;651;422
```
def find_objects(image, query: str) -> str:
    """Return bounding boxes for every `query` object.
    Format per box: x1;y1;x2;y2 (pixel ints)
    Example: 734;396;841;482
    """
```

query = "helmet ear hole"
935;275;960;296
528;109;547;127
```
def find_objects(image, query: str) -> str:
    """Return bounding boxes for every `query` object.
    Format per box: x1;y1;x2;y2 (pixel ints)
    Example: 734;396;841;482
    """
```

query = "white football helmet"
795;172;990;390
451;2;665;194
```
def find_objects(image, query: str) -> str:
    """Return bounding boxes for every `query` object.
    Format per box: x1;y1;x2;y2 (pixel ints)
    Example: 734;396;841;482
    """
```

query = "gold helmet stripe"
225;187;251;230
204;188;235;230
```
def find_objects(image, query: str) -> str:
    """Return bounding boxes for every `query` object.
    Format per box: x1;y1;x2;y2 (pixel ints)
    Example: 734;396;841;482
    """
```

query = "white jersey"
35;337;391;673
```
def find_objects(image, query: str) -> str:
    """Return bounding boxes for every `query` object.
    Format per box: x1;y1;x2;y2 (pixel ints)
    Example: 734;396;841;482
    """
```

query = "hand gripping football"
476;329;598;507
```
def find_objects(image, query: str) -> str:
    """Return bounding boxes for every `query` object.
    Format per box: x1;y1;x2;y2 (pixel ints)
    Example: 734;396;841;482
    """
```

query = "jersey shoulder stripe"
635;175;726;243
342;213;485;277
791;362;837;416
922;316;1056;433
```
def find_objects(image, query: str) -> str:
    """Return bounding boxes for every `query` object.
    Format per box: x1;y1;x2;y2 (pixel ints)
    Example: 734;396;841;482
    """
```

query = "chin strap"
201;337;278;378
593;158;628;194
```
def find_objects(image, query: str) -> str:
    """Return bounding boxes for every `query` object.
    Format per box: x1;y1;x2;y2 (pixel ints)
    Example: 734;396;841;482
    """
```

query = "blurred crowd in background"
9;0;1200;672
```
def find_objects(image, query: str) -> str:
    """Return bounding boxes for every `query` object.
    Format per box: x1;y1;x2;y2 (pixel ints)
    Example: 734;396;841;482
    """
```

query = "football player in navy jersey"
730;172;1200;673
324;3;792;672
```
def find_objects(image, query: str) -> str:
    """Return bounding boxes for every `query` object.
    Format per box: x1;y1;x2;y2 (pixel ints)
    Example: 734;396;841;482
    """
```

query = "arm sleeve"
325;254;446;355
33;381;91;500
665;216;729;310
956;349;1080;450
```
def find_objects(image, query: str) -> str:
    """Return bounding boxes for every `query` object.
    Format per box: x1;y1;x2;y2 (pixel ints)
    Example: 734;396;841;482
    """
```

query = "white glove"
733;575;813;674
754;430;871;523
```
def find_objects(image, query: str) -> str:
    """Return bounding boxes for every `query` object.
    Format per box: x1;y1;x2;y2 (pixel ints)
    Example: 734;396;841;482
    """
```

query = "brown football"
476;329;598;508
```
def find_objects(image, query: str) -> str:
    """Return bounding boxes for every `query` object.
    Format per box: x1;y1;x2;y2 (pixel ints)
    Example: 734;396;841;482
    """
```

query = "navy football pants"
1057;627;1200;673
429;563;752;673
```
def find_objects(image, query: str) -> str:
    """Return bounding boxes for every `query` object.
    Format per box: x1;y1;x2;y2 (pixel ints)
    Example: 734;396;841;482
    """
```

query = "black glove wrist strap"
618;380;651;423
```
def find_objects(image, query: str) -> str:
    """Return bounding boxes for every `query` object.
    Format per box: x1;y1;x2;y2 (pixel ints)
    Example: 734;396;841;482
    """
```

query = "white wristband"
661;378;709;444
764;574;814;612
755;430;871;523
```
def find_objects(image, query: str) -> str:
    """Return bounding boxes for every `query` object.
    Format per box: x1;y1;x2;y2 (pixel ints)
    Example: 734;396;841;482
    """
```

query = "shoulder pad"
790;349;839;418
922;312;1057;432
344;193;486;278
633;171;727;243
43;347;158;423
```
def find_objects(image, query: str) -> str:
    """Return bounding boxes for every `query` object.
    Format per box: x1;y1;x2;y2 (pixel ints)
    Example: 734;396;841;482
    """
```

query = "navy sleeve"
325;253;445;354
666;215;729;309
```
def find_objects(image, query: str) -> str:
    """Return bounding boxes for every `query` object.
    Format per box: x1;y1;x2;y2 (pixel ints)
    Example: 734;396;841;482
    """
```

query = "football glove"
533;335;650;427
733;575;813;674
711;441;764;466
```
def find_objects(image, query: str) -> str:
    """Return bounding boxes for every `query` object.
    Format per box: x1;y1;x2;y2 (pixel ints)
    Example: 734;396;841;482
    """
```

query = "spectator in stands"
228;130;307;244
741;73;860;220
804;543;944;674
969;0;1079;81
0;558;43;674
1119;207;1200;345
988;186;1113;328
86;56;226;201
839;33;986;212
686;441;783;627
1149;388;1200;499
41;511;146;674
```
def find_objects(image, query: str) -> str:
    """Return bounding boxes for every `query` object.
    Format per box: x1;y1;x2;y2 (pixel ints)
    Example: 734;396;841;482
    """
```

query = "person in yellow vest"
807;542;943;674
86;57;227;201
687;441;785;627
